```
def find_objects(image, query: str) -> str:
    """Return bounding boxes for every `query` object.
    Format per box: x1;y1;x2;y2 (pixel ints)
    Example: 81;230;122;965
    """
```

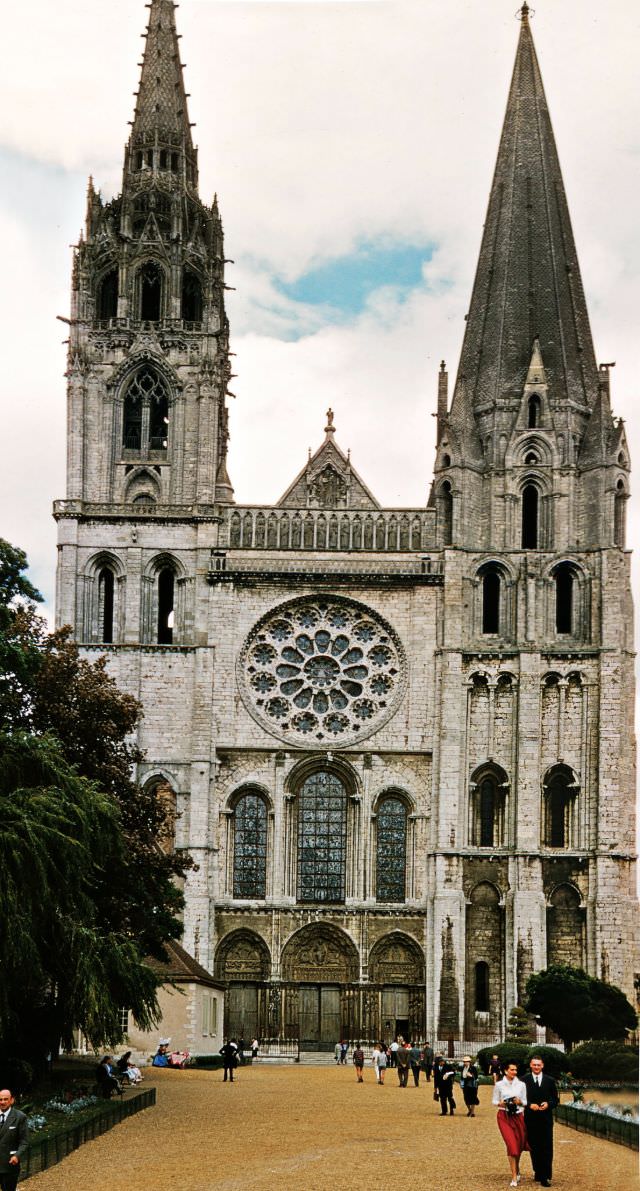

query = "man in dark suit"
524;1056;558;1186
0;1089;29;1191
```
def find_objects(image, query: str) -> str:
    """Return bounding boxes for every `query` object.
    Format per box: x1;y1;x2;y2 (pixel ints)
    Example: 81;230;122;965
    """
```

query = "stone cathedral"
55;0;637;1047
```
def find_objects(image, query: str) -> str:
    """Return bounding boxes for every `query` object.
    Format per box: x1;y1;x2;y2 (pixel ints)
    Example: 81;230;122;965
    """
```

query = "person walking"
376;1043;387;1085
0;1089;28;1191
422;1041;434;1082
340;1040;348;1065
460;1055;480;1117
353;1042;365;1083
489;1053;502;1083
251;1038;259;1061
334;1040;342;1065
492;1060;529;1187
524;1055;558;1187
220;1038;238;1082
409;1042;422;1087
389;1039;399;1068
434;1057;456;1115
396;1041;410;1087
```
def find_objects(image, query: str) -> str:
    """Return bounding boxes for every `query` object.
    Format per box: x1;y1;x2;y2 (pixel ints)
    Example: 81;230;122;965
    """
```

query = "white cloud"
0;0;638;629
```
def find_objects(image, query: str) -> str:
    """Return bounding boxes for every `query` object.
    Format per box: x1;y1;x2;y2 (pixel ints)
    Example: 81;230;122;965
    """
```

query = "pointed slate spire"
128;0;196;178
451;6;599;421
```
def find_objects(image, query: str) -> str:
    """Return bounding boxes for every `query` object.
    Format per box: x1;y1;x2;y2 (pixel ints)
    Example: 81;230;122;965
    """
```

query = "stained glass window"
297;772;346;903
376;796;407;902
233;793;267;899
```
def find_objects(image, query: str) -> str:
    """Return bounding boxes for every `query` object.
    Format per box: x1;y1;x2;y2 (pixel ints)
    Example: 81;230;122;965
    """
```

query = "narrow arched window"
157;567;175;644
614;481;626;548
96;269;118;321
233;792;267;899
482;570;500;634
479;778;496;847
376;796;407;903
528;394;541;428
98;567;115;644
555;563;574;634
297;771;346;903
521;484;539;548
182;270;203;322
139;262;163;321
544;769;576;848
475;961;490;1012
440;481;453;546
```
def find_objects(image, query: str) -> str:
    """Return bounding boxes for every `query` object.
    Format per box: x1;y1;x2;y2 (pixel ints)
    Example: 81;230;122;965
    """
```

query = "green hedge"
566;1041;638;1083
475;1043;570;1079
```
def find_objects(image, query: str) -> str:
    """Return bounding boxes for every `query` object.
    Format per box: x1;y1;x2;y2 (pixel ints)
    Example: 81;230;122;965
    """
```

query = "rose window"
237;596;406;747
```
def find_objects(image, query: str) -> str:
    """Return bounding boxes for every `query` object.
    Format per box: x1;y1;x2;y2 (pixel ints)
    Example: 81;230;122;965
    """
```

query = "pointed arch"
82;551;126;644
542;763;579;849
181;267;203;323
614;478;627;548
122;365;170;454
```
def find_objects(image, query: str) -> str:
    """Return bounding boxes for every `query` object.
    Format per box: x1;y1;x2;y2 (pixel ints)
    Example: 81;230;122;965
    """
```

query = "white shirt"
492;1076;527;1113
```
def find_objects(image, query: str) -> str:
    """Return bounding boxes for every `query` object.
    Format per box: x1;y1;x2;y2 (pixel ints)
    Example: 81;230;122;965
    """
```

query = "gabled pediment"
278;411;380;510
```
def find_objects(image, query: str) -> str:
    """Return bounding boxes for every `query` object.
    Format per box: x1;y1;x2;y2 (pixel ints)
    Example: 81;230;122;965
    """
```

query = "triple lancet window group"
229;775;410;904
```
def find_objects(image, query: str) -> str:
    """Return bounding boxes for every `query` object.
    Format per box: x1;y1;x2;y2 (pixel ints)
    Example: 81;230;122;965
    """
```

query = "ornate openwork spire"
450;9;599;418
126;0;198;192
132;0;193;143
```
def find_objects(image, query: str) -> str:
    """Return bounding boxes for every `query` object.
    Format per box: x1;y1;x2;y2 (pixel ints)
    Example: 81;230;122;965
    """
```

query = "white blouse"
492;1076;528;1113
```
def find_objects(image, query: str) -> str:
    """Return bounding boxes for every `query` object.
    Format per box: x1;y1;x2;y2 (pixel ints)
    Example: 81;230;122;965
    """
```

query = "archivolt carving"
281;925;359;983
369;933;425;984
214;931;270;982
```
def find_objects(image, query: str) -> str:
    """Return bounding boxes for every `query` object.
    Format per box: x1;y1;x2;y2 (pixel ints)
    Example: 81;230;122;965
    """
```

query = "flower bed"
556;1101;638;1150
21;1088;156;1179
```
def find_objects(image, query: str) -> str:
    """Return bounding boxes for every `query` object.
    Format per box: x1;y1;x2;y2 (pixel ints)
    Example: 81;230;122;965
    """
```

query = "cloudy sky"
0;0;638;618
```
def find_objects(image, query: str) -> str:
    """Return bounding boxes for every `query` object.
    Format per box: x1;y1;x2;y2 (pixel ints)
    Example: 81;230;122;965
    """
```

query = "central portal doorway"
299;985;341;1049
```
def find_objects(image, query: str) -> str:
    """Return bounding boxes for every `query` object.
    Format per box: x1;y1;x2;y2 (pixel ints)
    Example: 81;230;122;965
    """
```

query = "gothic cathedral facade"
55;1;637;1046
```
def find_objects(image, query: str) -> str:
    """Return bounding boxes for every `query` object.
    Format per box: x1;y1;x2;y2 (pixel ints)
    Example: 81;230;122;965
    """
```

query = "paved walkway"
27;1066;638;1190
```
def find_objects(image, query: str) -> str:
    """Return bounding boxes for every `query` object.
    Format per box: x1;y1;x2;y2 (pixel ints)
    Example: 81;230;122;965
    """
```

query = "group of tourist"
343;1041;558;1186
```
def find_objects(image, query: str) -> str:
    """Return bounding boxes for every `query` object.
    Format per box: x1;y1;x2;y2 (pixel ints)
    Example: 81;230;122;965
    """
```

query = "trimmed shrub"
476;1043;529;1076
568;1041;638;1084
476;1043;569;1079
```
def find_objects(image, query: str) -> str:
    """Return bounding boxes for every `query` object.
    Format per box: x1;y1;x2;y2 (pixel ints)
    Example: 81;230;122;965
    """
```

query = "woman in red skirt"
492;1060;529;1187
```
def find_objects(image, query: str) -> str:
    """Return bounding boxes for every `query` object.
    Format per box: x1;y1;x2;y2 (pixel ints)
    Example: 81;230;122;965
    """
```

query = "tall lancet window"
297;771;347;904
614;480;627;547
528;394;541;428
521;484;539;548
98;567;115;644
157;567;175;645
138;261;163;322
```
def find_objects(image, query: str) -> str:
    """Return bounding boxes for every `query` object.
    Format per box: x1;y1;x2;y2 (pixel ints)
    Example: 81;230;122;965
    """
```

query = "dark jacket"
0;1107;29;1174
524;1072;558;1112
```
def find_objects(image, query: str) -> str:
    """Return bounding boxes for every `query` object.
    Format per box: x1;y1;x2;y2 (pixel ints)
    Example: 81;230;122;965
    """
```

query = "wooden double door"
299;984;341;1048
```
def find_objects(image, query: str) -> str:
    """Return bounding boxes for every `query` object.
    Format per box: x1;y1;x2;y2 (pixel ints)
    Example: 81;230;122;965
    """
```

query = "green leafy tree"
525;965;637;1051
0;539;192;1072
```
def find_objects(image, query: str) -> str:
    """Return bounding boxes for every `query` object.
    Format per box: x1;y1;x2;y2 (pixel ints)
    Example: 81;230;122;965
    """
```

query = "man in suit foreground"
524;1056;558;1186
0;1089;29;1191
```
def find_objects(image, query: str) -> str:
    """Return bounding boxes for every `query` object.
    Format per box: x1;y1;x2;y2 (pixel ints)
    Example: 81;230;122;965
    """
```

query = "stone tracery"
238;596;406;747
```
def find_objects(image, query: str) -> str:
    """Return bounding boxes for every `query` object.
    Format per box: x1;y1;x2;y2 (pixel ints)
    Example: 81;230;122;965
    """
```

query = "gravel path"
26;1065;638;1190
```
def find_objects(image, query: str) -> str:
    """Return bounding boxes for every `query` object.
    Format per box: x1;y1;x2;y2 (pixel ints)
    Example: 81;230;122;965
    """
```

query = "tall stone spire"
450;5;599;422
125;0;198;191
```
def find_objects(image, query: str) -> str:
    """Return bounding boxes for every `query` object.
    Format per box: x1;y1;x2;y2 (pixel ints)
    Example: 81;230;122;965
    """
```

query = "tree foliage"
0;538;193;1072
506;1005;533;1043
525;965;637;1050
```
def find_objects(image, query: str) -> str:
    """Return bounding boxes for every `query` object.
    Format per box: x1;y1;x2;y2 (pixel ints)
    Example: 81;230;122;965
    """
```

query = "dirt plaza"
27;1065;638;1191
